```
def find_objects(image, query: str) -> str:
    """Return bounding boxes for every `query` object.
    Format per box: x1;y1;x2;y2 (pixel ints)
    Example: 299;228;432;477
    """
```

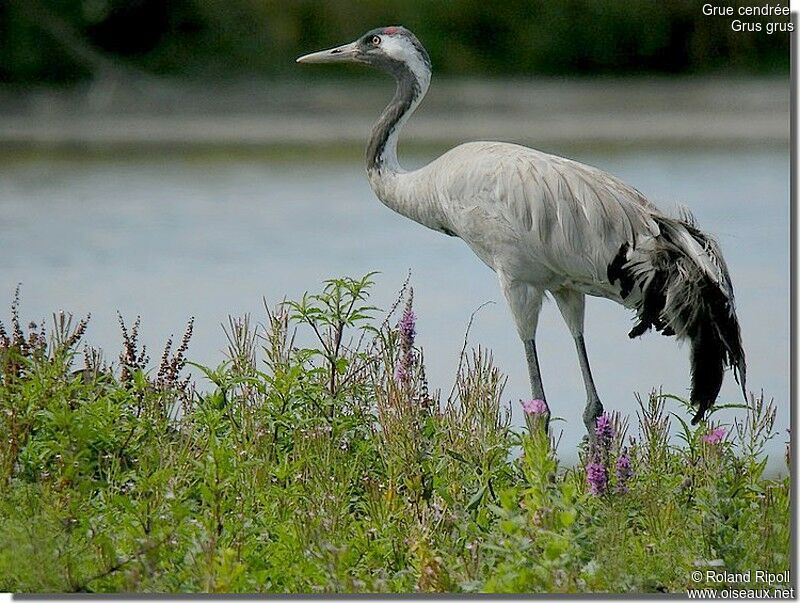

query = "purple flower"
615;452;633;493
398;300;416;350
595;412;614;445
394;292;416;386
702;426;727;445
594;413;614;461
394;362;409;384
586;459;608;496
522;399;548;416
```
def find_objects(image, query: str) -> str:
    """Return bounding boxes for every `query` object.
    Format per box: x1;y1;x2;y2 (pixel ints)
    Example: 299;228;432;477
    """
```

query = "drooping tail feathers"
608;214;746;424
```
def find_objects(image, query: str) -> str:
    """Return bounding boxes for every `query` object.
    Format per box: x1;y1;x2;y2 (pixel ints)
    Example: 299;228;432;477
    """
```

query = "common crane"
297;26;746;434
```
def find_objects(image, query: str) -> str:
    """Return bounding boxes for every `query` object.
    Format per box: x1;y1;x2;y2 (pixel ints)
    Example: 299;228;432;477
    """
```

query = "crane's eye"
371;35;381;45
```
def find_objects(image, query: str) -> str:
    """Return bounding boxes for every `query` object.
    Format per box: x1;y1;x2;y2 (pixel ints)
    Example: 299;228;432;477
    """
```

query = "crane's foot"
582;396;604;441
540;407;552;436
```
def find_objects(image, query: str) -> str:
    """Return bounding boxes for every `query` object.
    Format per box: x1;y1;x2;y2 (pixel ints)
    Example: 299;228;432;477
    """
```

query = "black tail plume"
689;320;726;424
610;215;746;423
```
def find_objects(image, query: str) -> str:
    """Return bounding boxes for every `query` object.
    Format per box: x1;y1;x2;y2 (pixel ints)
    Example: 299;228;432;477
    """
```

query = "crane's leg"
498;273;549;431
524;338;546;403
552;289;604;436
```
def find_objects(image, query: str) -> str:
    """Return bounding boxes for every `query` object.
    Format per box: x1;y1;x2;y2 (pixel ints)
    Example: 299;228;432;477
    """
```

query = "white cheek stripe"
381;37;431;90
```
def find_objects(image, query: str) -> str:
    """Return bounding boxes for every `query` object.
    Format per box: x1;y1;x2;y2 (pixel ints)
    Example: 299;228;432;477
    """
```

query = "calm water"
0;148;789;468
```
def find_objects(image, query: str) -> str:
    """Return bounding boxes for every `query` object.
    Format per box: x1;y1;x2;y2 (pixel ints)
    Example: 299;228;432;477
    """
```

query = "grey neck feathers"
366;65;426;173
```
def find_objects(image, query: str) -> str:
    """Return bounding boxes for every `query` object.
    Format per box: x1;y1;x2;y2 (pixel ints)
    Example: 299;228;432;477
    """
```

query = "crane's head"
296;26;431;86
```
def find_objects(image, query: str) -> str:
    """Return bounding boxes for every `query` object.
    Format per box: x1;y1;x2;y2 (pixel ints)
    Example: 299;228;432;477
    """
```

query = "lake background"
0;0;791;472
0;75;790;472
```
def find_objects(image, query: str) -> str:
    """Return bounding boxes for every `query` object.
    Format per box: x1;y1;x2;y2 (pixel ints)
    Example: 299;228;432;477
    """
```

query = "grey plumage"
298;27;746;432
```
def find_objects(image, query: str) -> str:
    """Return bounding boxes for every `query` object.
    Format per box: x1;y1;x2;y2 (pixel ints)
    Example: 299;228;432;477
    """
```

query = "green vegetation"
0;276;789;593
0;0;790;84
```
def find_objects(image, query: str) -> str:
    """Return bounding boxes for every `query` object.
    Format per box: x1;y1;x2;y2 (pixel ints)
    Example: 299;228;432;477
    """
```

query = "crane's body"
298;26;746;433
372;140;656;300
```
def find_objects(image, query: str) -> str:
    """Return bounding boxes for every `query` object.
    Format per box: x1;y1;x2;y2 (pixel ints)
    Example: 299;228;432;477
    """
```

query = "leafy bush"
0;277;789;593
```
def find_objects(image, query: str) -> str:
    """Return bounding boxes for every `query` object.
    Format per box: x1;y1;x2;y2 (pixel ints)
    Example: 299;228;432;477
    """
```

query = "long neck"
366;66;429;174
365;63;446;231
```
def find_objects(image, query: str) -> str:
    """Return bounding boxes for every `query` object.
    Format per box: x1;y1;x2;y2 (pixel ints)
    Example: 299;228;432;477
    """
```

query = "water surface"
0;148;789;468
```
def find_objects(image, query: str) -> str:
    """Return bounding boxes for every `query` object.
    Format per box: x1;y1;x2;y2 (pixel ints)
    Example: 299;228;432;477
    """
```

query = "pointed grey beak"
296;41;360;64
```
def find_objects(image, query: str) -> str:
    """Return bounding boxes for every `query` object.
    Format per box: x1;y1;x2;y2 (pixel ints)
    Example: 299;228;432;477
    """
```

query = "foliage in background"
0;0;790;84
0;277;790;593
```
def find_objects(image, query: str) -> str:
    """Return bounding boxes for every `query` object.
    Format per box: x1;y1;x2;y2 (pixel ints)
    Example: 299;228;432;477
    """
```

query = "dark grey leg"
496;274;548;434
574;333;604;435
552;289;604;437
524;338;550;432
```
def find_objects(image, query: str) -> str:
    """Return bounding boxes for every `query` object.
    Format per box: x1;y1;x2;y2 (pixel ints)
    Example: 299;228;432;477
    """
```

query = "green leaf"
466;484;487;511
543;534;568;560
445;448;468;464
557;508;576;528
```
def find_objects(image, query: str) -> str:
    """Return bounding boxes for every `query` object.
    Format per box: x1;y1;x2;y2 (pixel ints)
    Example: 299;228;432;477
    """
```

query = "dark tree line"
0;0;790;84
